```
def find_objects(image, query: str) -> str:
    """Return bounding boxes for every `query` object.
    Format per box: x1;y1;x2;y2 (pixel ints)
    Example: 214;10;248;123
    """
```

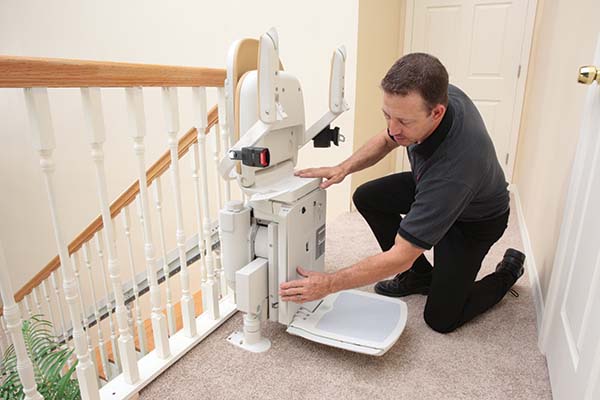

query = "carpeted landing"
141;196;552;400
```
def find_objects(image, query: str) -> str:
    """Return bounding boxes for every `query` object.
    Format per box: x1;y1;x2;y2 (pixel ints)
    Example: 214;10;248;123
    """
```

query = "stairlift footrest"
286;290;408;356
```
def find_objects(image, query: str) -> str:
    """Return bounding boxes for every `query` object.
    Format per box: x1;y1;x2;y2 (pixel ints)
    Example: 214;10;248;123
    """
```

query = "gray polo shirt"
398;84;509;250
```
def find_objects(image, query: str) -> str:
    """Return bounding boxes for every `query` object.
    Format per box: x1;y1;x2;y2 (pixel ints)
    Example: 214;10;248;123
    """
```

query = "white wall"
513;0;600;300
0;0;359;293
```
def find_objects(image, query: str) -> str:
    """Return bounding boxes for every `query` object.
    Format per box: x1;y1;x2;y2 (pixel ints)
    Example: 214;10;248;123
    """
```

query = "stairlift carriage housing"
218;28;407;356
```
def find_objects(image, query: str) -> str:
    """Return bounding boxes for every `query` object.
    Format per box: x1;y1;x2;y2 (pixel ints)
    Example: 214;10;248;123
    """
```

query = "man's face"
382;91;445;147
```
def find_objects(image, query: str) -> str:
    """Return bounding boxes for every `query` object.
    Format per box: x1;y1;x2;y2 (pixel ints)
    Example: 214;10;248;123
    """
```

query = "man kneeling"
279;53;525;334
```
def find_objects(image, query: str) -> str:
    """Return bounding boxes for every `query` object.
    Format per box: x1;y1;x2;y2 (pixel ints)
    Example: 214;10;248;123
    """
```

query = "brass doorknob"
578;65;600;85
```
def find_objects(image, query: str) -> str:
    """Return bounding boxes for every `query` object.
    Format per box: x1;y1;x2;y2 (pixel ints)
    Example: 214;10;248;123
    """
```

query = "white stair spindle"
152;176;176;336
93;232;121;372
191;143;208;288
31;286;44;317
50;271;70;349
217;88;231;203
216;88;230;297
0;315;10;357
192;87;219;319
82;242;111;381
41;280;59;337
23;294;33;318
209;125;223;209
0;242;44;400
24;87;99;399
208;122;224;297
121;206;148;355
72;251;100;384
162;87;197;337
80;86;142;380
70;252;88;327
51;271;74;367
126;87;170;358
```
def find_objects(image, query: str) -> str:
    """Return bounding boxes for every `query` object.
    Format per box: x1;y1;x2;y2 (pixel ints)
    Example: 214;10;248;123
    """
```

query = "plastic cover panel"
316;292;402;343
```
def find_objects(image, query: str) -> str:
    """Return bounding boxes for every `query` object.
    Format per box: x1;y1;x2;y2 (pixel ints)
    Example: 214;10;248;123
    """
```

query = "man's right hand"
294;165;348;189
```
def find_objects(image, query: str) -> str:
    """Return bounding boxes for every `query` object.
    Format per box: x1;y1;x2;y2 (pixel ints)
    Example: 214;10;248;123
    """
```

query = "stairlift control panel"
219;28;407;356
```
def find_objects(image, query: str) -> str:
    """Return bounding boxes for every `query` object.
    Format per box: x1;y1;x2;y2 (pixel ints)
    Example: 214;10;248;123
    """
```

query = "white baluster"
23;294;33;318
0;242;43;400
71;252;88;327
83;84;139;382
82;242;111;381
24;87;99;399
217;88;231;203
125;87;170;359
191;143;208;291
192;87;219;319
121;206;147;355
216;88;230;297
93;233;121;372
152;176;176;336
0;315;10;358
50;270;73;367
162;87;197;337
41;280;59;337
50;272;70;346
72;252;100;384
31;287;44;317
209;128;223;211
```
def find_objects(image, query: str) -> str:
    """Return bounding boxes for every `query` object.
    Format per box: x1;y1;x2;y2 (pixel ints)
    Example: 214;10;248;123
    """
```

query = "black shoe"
374;269;432;297
495;248;526;281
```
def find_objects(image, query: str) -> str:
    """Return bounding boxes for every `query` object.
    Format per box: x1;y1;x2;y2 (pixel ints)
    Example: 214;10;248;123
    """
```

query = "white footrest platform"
286;289;408;356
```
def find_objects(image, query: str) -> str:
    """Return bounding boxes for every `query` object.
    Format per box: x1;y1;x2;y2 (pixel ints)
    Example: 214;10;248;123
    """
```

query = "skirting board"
509;184;545;340
99;295;238;400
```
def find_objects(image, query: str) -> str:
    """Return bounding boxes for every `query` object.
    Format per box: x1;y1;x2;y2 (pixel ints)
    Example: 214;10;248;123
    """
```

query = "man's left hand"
279;267;333;303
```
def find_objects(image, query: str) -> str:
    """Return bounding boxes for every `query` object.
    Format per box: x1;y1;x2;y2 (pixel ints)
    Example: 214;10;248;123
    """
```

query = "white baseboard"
509;184;545;337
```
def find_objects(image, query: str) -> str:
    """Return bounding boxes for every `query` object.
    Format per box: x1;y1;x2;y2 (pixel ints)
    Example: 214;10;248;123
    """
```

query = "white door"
404;0;530;176
540;38;600;399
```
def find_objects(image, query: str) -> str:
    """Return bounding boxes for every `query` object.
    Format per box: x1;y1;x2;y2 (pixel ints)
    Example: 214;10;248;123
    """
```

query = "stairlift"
218;28;407;356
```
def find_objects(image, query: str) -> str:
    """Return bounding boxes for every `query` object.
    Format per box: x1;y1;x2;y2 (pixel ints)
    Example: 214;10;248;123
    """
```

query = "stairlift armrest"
301;111;343;147
300;46;349;147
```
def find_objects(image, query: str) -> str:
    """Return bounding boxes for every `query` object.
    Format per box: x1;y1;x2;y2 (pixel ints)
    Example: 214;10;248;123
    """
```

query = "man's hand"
279;267;333;303
294;165;348;189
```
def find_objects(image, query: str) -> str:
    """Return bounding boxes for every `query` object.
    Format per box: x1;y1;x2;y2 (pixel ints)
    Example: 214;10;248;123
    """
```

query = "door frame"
397;0;539;183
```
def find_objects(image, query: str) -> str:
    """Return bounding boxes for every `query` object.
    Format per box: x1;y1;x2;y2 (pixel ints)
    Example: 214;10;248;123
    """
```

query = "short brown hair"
381;53;449;111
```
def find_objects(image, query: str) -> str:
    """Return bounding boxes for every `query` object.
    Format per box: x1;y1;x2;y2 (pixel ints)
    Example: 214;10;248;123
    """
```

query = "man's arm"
279;234;424;303
295;128;399;189
338;128;399;175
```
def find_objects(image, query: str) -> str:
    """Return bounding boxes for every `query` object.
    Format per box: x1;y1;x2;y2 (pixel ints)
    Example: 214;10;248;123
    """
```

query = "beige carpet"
141;196;552;400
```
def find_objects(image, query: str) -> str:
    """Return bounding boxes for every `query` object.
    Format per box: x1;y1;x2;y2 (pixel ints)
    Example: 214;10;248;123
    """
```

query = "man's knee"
352;182;370;212
423;308;460;334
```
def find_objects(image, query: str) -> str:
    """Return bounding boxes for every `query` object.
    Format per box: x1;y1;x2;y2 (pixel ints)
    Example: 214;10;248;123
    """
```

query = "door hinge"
517;64;522;78
505;153;509;165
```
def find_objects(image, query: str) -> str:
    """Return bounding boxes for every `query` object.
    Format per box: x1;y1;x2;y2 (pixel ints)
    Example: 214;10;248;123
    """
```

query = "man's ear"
431;104;446;122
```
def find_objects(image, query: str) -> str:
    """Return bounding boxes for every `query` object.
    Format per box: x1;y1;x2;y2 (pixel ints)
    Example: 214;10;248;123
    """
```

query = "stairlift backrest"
235;69;306;189
226;38;285;148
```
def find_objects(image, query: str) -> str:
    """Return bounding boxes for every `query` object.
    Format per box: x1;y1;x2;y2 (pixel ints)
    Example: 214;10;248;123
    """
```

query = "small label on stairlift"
316;224;326;259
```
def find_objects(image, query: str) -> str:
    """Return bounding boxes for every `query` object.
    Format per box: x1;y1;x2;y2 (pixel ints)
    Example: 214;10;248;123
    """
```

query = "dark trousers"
353;172;515;333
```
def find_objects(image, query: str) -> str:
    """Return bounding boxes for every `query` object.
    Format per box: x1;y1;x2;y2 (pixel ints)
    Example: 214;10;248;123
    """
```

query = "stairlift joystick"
219;28;407;356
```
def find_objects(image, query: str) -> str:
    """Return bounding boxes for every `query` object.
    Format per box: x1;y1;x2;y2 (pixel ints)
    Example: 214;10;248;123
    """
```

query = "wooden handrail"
0;56;226;88
5;105;220;309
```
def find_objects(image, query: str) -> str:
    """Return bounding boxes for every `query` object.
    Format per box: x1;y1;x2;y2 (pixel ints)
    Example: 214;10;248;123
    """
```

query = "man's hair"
381;53;449;111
